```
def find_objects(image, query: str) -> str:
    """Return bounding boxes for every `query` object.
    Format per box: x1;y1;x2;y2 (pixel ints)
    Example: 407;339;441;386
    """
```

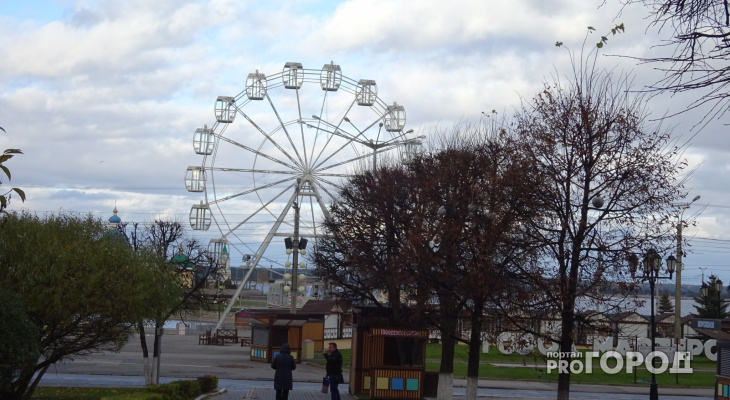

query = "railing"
324;327;352;339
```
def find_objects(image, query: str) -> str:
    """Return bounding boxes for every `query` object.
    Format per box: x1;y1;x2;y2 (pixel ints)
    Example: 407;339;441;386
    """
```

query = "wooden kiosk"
349;307;429;399
692;318;730;399
247;312;308;363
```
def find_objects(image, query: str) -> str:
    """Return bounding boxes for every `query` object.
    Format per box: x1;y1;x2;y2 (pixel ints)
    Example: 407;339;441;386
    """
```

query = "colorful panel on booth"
406;378;418;391
391;378;403;390
376;377;389;389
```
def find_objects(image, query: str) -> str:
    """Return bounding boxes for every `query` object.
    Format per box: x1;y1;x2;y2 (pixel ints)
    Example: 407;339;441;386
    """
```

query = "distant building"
108;206;121;230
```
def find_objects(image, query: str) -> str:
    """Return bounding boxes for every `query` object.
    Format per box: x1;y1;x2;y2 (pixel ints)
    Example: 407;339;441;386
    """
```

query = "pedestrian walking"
322;342;343;400
271;343;296;400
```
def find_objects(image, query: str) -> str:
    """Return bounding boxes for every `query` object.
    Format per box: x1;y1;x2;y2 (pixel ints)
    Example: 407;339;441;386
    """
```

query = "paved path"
37;332;715;400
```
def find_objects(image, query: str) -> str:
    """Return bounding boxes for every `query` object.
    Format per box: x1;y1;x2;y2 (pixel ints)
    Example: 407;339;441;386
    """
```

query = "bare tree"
403;128;543;400
512;52;688;399
314;123;543;400
624;0;730;121
313;164;417;322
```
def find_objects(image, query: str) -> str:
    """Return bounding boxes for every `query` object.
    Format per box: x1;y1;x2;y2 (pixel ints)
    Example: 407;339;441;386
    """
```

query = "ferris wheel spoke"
218;135;299;171
265;93;305;167
210;176;296;205
317;175;342;190
311;101;357;167
210;167;299;176
309;89;337;167
311;180;336;221
218;182;298;238
295;88;310;168
237;108;302;168
314;172;352;179
315;150;376;174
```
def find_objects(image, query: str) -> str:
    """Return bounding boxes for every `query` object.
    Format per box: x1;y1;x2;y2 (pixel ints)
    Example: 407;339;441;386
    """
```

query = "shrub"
197;375;218;393
147;379;200;400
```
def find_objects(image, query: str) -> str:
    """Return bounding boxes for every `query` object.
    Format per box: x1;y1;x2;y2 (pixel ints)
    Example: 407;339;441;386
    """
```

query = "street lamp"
631;249;675;400
284;224;308;313
701;279;724;317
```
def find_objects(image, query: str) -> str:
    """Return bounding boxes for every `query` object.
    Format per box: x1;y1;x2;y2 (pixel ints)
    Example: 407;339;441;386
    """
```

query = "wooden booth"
692;318;730;400
247;312;308;363
350;307;429;399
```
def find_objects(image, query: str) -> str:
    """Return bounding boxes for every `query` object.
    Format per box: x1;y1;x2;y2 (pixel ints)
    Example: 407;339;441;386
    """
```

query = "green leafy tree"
0;212;178;400
120;220;221;385
0;127;26;212
658;289;674;313
694;274;728;318
0;289;40;398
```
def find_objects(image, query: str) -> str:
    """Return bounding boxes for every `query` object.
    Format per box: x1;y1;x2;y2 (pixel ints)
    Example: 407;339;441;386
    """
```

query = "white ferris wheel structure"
184;62;424;327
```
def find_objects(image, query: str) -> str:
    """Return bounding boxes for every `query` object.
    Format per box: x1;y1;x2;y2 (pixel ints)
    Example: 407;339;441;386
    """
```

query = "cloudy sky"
1;0;728;288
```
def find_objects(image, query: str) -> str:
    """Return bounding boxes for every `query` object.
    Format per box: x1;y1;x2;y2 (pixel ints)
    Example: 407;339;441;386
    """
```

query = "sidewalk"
38;331;714;399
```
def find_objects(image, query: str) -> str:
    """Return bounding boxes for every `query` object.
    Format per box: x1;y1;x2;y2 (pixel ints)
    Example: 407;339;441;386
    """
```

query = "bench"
240;337;252;347
216;328;238;344
198;329;224;345
198;330;211;345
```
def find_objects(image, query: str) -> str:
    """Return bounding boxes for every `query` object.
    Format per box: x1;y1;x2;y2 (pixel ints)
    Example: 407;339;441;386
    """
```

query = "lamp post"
631;249;675;400
284;185;308;315
701;279;724;317
343;117;414;171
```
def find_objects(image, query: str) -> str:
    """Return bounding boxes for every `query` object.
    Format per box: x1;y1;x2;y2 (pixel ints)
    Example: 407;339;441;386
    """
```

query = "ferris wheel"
184;61;423;310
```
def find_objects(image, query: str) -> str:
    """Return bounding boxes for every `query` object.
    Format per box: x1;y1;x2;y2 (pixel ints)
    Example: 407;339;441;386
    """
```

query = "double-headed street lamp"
284;234;308;313
630;249;675;400
701;278;724;317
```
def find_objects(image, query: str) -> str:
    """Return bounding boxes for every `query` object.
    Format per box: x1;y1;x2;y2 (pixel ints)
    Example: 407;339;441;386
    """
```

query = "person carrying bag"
322;342;343;400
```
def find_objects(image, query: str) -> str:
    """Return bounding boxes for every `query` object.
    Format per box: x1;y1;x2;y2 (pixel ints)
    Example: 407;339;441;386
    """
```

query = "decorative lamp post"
631;249;675;400
284;199;309;314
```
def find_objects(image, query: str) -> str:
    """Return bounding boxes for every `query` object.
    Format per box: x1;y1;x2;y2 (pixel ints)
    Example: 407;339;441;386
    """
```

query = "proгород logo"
546;351;693;374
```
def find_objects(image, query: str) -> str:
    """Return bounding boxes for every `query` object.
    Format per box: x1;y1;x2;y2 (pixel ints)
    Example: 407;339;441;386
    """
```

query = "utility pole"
675;195;700;342
675;219;682;340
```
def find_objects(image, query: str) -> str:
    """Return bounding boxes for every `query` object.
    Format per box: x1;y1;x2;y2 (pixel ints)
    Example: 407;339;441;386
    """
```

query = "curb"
195;388;227;400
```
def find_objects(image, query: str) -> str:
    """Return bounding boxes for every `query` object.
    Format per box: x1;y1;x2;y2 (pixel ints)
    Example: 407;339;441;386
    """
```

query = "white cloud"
2;0;730;277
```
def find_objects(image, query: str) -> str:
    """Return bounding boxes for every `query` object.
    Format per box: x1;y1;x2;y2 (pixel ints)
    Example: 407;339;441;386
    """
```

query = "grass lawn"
312;344;715;388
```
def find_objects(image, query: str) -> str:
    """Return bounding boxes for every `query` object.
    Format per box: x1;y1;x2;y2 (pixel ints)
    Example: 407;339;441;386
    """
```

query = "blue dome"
108;206;121;224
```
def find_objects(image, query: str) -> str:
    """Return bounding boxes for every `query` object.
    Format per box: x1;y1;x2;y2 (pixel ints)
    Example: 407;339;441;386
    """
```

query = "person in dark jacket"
271;343;296;400
322;342;343;400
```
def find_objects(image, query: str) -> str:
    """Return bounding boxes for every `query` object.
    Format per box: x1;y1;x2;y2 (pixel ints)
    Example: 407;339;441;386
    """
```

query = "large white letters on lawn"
483;332;717;361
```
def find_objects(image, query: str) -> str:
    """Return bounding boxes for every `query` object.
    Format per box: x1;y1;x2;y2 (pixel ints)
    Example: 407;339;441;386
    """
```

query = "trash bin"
302;339;314;360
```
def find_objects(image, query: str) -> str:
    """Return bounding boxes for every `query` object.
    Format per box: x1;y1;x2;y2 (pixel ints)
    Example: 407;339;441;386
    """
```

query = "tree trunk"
556;307;574;400
465;303;484;400
137;321;155;386
151;323;162;385
437;300;458;400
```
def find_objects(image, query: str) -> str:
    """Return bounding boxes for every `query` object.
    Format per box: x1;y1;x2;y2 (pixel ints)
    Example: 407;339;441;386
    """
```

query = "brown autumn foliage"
511;59;688;399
